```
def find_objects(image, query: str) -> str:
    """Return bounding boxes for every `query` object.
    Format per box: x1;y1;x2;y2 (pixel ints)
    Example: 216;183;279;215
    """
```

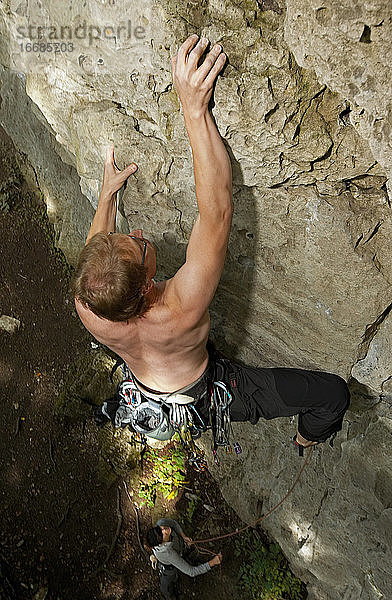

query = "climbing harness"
98;357;243;470
103;361;209;469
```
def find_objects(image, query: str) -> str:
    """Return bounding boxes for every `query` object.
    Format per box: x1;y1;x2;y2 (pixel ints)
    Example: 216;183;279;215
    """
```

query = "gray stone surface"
0;64;94;264
284;0;392;196
0;1;391;598
352;312;392;396
199;406;392;600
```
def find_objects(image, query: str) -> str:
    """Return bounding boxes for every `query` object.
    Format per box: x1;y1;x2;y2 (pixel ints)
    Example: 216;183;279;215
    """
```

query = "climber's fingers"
172;34;226;117
102;145;138;195
186;36;209;70
117;163;138;184
195;45;226;88
176;33;199;68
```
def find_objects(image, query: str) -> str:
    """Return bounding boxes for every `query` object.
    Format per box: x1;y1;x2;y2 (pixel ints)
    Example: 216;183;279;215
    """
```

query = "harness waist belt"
132;361;211;404
158;562;176;571
132;383;196;406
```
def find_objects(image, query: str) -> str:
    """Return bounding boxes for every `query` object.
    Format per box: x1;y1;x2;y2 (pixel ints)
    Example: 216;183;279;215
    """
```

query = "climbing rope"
193;446;313;546
123;481;149;560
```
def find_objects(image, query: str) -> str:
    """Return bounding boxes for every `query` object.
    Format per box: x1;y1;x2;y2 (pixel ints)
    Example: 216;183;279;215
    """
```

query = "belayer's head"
72;230;156;322
146;525;164;548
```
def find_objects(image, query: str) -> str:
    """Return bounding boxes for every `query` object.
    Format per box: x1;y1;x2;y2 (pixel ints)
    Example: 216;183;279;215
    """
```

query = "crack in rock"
358;301;392;360
363;221;383;245
381;375;392;393
291;86;327;142
309;488;329;530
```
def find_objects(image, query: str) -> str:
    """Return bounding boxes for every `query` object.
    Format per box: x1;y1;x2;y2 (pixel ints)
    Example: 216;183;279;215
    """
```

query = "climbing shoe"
291;435;304;457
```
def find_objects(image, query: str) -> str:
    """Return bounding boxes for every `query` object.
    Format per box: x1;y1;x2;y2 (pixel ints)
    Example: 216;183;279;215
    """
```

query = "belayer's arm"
85;144;137;245
164;548;211;577
169;35;233;317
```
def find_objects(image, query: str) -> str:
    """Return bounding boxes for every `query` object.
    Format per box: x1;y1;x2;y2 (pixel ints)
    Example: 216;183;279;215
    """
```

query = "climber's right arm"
168;35;233;318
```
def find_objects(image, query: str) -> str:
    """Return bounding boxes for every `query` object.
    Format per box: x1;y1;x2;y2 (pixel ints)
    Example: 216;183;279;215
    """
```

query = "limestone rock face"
0;1;391;599
352;312;392;396
284;0;392;195
199;412;392;600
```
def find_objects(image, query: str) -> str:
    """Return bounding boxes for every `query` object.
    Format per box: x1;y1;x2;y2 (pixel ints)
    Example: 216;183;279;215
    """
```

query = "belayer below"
146;518;222;600
72;34;350;462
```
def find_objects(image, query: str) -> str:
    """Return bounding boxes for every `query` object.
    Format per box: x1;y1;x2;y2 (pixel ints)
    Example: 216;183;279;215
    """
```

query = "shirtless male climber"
72;34;350;453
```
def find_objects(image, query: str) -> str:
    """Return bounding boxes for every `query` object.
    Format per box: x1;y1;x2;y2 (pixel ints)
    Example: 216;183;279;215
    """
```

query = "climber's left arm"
85;144;138;245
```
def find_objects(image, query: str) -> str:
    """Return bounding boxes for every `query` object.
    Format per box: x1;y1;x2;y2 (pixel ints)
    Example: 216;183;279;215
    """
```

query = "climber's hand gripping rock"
172;34;226;119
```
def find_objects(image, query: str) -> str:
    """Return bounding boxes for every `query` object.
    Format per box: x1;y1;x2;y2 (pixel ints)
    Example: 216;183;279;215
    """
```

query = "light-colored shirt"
152;518;211;577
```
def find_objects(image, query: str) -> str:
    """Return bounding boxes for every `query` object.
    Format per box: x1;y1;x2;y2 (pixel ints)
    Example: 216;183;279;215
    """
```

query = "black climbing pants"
158;562;178;600
211;358;350;442
102;342;350;445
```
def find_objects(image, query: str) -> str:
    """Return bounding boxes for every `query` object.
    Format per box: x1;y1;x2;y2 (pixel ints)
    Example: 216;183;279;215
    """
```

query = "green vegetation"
235;530;305;600
138;446;188;508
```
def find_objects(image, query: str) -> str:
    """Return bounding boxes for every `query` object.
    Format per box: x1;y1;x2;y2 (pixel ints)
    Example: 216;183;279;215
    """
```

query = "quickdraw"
175;426;208;472
128;431;148;470
209;379;242;465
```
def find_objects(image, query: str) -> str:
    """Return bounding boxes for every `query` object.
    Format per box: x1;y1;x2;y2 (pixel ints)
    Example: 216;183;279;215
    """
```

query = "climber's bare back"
75;278;210;392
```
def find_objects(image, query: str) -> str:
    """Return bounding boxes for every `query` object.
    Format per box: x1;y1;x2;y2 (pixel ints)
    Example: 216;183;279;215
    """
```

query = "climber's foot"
295;431;318;448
